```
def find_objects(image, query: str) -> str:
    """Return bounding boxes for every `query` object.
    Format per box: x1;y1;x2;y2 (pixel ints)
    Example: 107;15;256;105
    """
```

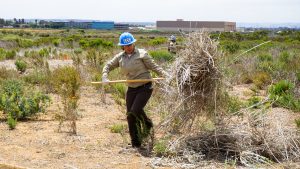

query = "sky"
0;0;299;23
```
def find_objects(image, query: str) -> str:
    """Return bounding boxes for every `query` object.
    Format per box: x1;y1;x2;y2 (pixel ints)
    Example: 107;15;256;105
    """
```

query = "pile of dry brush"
159;31;223;130
154;31;300;167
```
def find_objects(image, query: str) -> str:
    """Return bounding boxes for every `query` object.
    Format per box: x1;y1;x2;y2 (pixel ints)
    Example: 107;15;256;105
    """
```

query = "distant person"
168;35;177;54
102;32;168;149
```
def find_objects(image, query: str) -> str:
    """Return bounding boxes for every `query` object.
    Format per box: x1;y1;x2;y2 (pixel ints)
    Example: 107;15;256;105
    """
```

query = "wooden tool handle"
91;77;165;84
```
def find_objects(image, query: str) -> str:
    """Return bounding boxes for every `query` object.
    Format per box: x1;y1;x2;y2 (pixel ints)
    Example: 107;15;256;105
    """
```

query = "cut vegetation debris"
160;31;223;130
153;31;300;168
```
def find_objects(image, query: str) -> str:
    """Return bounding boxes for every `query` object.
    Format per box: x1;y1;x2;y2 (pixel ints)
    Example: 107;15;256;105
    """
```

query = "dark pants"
126;82;153;147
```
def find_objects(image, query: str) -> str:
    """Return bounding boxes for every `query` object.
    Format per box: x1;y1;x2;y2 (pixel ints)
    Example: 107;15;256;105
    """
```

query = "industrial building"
64;21;114;30
114;23;130;30
156;19;236;32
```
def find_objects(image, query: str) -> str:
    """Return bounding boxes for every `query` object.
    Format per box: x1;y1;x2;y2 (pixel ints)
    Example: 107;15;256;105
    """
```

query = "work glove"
102;77;110;85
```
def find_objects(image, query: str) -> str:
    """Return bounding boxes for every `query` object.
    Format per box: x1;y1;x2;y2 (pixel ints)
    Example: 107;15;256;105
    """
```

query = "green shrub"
109;124;126;133
39;48;49;57
269;80;293;96
0;48;6;60
7;114;17;130
15;59;27;73
149;50;173;62
52;39;60;47
74;48;83;54
86;49;106;67
51;66;81;134
148;37;167;46
257;61;276;73
221;41;240;53
279;51;291;63
5;50;16;59
268;80;300;111
79;38;113;49
227;96;244;114
23;71;47;85
51;66;81;97
16;38;35;48
258;53;273;62
153;138;171;157
0;80;50;129
247;96;262;109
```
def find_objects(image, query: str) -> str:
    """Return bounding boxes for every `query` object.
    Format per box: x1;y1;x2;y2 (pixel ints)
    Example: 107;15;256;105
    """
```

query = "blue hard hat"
118;32;137;46
169;35;176;41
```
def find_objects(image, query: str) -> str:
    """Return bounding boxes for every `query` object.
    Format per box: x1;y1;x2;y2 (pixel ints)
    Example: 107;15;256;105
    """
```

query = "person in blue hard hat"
168;35;177;54
102;32;168;148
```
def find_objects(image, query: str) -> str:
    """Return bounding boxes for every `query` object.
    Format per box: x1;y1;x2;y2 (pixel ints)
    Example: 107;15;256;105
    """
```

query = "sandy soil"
0;86;161;169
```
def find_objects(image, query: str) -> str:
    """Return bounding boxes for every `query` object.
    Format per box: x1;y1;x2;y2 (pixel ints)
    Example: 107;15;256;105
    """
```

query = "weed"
51;67;81;134
227;96;244;114
295;119;300;129
110;124;126;134
15;59;27;73
153;138;171;157
149;50;173;62
252;71;271;89
269;80;300;111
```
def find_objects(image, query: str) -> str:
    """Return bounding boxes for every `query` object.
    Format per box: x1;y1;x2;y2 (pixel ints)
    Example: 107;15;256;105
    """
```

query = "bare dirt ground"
0;86;165;169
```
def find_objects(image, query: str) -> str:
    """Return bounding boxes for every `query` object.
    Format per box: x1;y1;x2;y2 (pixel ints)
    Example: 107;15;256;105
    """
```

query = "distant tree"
21;18;25;24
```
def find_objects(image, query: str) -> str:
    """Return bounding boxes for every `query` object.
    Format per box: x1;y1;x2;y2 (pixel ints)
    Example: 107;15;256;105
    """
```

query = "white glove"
102;77;110;85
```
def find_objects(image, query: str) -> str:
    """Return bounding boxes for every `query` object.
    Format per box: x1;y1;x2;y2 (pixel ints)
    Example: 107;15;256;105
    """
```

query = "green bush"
16;38;35;48
149;50;173;62
23;70;49;86
148;37;167;46
153;138;171;157
221;41;240;53
279;51;291;63
52;39;60;47
5;50;16;59
15;59;27;73
7;114;17;130
51;67;81;134
0;80;50;129
252;71;272;89
268;80;300;111
79;38;113;49
39;48;50;57
0;48;6;60
74;48;83;54
109;124;126;133
51;66;81;97
227;95;244;114
258;53;273;62
247;96;262;109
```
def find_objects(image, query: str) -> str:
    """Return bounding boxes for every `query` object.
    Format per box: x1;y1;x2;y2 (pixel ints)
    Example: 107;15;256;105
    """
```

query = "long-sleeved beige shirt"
102;48;166;88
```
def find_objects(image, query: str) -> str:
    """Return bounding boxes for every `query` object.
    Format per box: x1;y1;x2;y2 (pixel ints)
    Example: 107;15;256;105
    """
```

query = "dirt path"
0;86;158;169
